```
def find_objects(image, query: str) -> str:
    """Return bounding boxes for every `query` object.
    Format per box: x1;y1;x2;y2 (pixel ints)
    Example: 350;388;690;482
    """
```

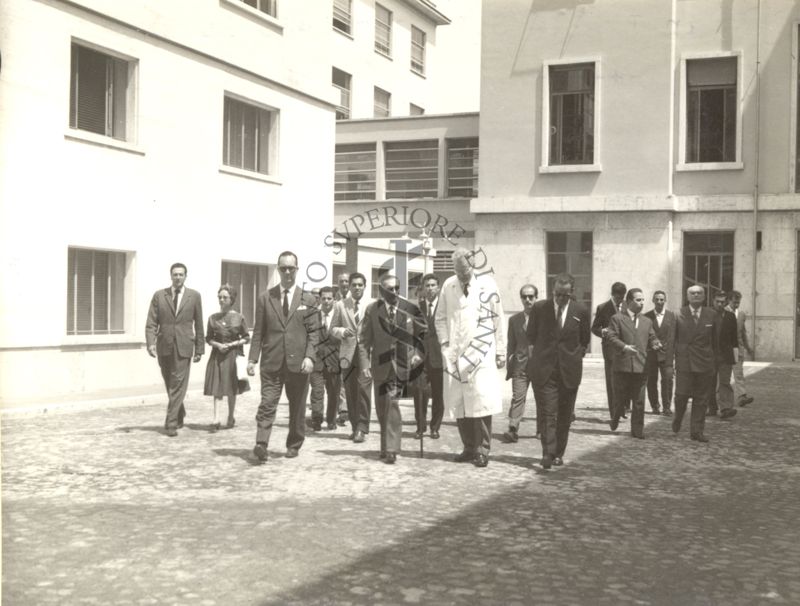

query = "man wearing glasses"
527;273;591;469
247;251;319;461
504;284;540;443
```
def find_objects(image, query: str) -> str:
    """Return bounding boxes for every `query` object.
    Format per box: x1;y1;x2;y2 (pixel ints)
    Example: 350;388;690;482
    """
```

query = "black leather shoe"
337;416;347;427
541;454;552;470
662;408;673;417
430;430;440;439
651;408;661;415
720;408;738;420
414;431;424;440
379;451;387;459
385;453;396;464
691;434;709;443
285;448;299;458
553;457;563;466
454;450;473;463
326;422;336;430
353;430;365;443
312;421;322;432
620;412;628;419
166;428;178;437
609;418;619;431
253;443;268;461
739;396;754;407
474;454;488;467
502;429;519;443
631;433;645;440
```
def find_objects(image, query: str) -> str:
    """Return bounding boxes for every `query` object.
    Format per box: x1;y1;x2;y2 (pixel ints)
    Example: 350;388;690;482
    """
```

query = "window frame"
335;142;377;201
66;246;130;338
677;51;743;172
333;0;353;36
446;137;479;198
409;103;425;116
221;260;273;329
374;3;392;58
682;231;735;306
221;92;280;180
410;26;426;76
332;67;352;120
384;139;439;200
69;39;138;144
374;86;391;118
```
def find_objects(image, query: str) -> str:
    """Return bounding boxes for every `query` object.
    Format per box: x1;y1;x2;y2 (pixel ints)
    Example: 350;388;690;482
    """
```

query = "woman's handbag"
235;354;250;393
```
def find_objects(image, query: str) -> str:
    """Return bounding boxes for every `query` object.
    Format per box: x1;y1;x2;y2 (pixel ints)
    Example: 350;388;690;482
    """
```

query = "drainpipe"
668;0;677;294
751;0;761;358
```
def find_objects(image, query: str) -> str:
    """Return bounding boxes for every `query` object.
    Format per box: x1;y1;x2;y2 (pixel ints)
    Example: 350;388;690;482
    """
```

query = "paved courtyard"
2;361;799;605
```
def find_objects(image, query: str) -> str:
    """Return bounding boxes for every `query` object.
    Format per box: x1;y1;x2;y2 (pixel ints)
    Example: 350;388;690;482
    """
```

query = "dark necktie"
321;313;328;335
173;288;180;311
388;305;396;324
283;289;289;318
428;303;434;324
692;308;700;324
557;304;565;328
462;282;469;297
354;300;360;325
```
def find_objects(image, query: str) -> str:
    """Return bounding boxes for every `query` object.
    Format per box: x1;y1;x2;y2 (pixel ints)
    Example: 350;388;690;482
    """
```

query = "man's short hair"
170;262;187;274
277;250;298;266
687;284;705;296
553;273;575;289
731;290;742;301
380;273;398;285
653;290;666;299
519;284;539;297
611;282;627;296
715;291;729;302
349;272;366;285
451;247;471;264
422;273;439;285
320;286;334;296
626;288;643;302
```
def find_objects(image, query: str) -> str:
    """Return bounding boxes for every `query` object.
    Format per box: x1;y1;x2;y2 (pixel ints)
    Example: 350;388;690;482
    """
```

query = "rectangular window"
335;143;377;201
374;87;391;118
686;57;737;163
446;138;479;198
240;0;277;17
371;266;389;299
546;232;593;314
683;232;734;306
408;271;423;299
67;247;126;335
222;96;276;175
411;26;426;75
332;67;352;120
548;62;595;165
221;261;272;328
384;139;438;199
69;43;134;141
409;103;425;116
333;0;352;34
375;4;392;56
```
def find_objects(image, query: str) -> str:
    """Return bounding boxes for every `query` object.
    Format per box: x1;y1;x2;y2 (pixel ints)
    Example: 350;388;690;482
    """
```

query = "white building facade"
0;0;337;404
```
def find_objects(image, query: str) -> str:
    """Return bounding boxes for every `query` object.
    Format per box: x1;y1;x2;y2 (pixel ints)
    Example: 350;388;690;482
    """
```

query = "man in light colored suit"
146;262;205;437
504;284;540;443
247;251;319;461
309;286;341;431
527;273;591;469
727;290;755;406
607;288;662;439
358;274;426;464
330;272;372;442
672;285;719;442
412;273;444;440
644;290;676;416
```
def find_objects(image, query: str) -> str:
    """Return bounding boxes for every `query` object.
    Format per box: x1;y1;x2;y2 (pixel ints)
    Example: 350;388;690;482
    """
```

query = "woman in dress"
204;284;250;431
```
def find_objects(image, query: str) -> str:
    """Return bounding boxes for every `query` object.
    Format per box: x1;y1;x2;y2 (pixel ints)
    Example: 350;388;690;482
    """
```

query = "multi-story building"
475;0;800;360
331;0;450;120
0;0;337;404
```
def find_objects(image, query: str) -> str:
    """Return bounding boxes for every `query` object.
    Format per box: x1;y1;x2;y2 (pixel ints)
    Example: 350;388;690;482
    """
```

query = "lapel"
177;290;190;316
163;289;175;316
286;287;303;323
269;286;285;326
348;297;360;327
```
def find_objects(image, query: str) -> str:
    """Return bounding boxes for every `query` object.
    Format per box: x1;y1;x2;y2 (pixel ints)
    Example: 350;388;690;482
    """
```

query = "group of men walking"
145;248;755;470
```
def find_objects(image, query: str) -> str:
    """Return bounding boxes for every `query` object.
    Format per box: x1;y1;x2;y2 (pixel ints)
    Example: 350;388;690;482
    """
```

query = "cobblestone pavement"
2;362;799;605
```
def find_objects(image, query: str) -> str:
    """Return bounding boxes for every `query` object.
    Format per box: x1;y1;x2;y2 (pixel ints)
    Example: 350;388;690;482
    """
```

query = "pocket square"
298;305;308;310
704;323;712;327
572;316;581;322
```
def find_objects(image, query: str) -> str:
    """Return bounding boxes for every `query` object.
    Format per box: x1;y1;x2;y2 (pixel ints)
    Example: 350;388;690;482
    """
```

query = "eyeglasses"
218;295;231;300
521;295;536;300
383;286;400;292
278;266;297;273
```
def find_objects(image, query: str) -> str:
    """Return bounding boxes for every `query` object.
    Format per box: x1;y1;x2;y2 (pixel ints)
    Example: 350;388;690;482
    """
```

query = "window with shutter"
375;5;392;57
223;96;276;175
221;261;272;328
333;0;352;34
411;26;426;75
67;247;126;335
548;63;595;165
686;57;737;163
446;138;479;198
335;143;376;201
385;140;438;199
332;68;352;120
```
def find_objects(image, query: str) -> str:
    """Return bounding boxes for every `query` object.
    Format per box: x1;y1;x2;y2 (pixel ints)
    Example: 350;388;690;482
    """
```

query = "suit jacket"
506;311;533;380
418;298;443;369
716;309;738;365
591;299;620;354
314;308;340;373
330;295;370;365
606;311;660;374
145;287;204;358
730;307;752;351
643;308;676;363
673;305;719;374
358;298;426;383
527;298;591;390
248;285;319;373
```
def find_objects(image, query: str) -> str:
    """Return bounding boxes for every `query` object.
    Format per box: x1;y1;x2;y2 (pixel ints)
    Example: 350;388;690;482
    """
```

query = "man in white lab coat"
435;247;506;468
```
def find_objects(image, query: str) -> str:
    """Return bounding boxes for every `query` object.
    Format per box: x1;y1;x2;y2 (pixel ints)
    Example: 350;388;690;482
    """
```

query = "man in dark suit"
607;288;662;439
412;273;444;440
592;282;627;420
145;262;204;437
644;290;676;416
309;286;341;431
358;274;426;464
527;273;591;469
672;284;719;442
330;272;372;442
504;284;540;443
247;251;319;461
709;291;739;420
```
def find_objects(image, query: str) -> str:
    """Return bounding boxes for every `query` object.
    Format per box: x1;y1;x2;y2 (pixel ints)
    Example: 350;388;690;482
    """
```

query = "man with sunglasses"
504;284;541;443
247;251;319;462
